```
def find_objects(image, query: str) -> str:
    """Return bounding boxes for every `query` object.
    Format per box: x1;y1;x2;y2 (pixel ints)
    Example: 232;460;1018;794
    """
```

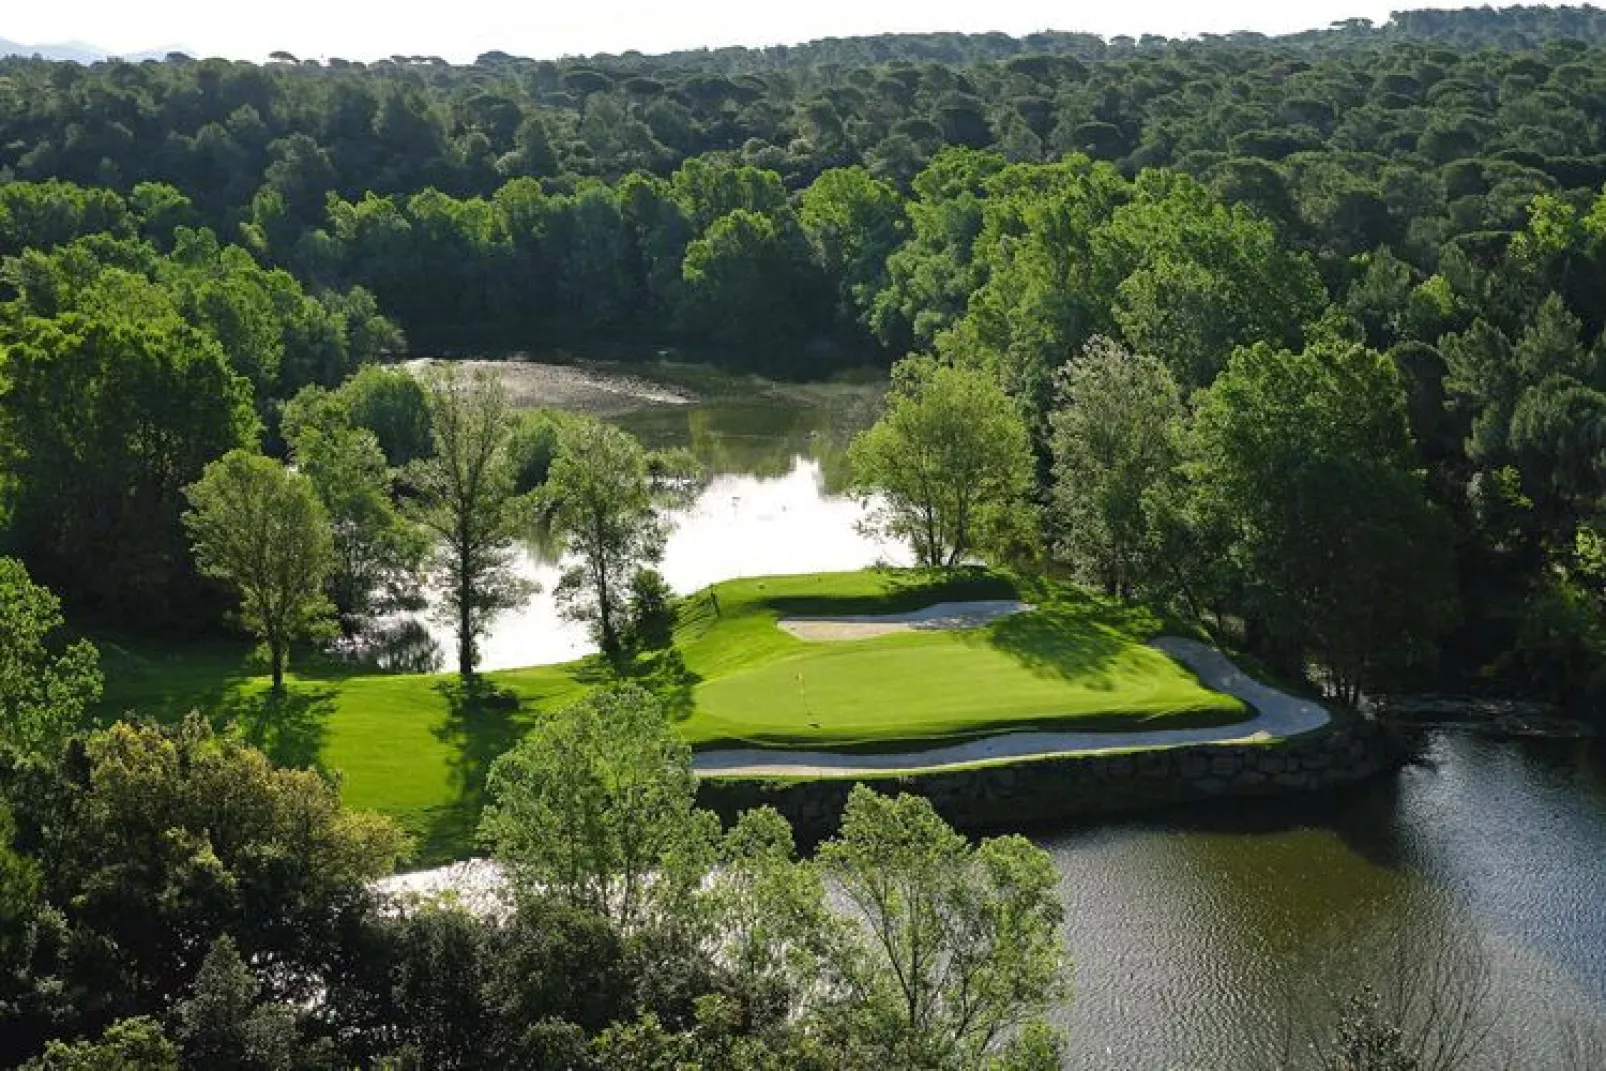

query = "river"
396;360;1606;1066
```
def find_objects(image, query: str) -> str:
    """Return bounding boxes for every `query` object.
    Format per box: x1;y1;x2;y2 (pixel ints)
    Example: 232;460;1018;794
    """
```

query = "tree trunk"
270;639;285;694
598;568;618;657
458;599;474;678
458;543;475;679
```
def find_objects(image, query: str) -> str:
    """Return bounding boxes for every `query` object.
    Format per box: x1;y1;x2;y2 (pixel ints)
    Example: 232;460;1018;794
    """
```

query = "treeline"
841;148;1606;707
11;13;1606;359
0;5;1604;702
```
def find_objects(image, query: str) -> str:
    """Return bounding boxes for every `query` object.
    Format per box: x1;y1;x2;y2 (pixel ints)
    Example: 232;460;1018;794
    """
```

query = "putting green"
670;570;1248;749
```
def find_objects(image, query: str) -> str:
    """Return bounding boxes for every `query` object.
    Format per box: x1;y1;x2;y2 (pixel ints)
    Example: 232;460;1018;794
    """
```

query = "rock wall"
696;722;1399;843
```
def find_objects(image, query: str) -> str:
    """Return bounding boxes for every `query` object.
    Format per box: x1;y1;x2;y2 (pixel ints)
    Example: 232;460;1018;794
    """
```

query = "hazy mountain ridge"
0;37;178;63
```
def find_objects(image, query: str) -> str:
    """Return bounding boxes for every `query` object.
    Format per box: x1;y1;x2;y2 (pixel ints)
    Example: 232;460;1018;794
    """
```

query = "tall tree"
406;366;531;678
1049;338;1183;598
479;685;716;931
183;450;336;693
817;787;1067;1068
282;387;427;634
849;357;1035;567
543;420;672;657
1185;340;1458;698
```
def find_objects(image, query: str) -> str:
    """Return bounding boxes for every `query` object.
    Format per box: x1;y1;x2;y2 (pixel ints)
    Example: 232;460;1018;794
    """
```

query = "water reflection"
331;618;444;674
391;371;898;672
1045;734;1606;1068
411;456;908;672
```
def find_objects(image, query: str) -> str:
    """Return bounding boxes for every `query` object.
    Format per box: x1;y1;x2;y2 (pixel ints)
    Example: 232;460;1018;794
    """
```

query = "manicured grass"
670;570;1246;749
95;636;588;863
92;567;1248;862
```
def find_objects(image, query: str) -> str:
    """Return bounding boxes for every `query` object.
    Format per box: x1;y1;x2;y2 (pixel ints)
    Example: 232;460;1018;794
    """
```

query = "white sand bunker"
779;600;1031;641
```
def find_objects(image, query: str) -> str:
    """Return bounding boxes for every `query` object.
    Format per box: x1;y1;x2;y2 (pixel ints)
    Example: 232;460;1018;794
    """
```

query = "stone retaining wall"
695;721;1399;843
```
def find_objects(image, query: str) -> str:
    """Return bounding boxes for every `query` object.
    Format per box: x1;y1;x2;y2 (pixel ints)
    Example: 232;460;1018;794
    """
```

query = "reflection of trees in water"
613;382;883;491
330;618;444;674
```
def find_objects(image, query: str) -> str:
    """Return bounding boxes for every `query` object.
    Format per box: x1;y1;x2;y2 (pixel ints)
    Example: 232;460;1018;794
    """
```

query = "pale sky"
2;1;1575;64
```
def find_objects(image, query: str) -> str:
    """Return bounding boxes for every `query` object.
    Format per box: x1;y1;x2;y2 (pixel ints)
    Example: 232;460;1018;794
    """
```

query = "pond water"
1051;731;1606;1068
404;363;906;672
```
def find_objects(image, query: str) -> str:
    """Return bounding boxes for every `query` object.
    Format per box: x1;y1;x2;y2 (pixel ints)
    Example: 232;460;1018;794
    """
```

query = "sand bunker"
694;637;1331;777
778;600;1031;641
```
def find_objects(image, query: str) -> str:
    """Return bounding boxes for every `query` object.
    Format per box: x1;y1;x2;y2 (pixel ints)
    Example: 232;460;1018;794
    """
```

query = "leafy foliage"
405;366;533;677
850;357;1035;568
0;558;101;757
184;450;337;691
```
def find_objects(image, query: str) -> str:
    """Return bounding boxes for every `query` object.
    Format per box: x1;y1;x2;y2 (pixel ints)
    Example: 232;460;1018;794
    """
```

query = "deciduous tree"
0;558;101;757
480;685;716;931
183;450;336;693
849;357;1035;567
405;366;532;677
1049;338;1182;597
544;420;684;656
817;787;1067;1068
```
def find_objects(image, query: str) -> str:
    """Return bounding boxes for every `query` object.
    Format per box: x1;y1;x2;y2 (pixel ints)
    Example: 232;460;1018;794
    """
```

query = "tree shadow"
571;648;703;723
761;566;1018;619
214;685;338;771
979;608;1129;689
419;676;528;860
977;586;1159;689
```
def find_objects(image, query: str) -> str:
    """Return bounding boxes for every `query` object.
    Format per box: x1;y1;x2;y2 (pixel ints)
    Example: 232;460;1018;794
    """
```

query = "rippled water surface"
1047;733;1606;1068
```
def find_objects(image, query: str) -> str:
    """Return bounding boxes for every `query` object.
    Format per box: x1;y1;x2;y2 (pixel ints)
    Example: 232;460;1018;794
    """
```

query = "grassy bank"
94;568;1248;862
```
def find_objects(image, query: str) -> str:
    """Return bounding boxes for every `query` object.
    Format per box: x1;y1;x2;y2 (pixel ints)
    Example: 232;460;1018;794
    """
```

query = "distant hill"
0;37;179;63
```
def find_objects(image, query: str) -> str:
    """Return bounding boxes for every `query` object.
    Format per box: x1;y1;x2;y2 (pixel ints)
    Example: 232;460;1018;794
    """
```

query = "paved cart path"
692;636;1331;778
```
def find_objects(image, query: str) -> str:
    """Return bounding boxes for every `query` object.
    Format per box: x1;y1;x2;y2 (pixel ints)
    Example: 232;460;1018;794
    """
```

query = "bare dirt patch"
778;600;1032;641
403;357;695;416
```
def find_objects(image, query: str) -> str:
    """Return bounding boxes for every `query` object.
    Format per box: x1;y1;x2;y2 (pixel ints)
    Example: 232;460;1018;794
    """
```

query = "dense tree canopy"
850;357;1036;568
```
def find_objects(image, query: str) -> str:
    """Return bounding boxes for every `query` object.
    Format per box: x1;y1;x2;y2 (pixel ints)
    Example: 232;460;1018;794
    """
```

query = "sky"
1;1;1572;63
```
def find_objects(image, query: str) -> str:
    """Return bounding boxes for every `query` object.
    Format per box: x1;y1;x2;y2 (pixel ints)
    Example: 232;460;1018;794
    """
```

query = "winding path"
691;637;1331;779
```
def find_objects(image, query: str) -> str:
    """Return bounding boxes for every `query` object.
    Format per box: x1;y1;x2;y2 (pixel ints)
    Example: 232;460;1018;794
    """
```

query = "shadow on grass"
572;647;703;723
981;609;1129;690
969;582;1167;688
419;676;527;861
215;686;338;770
760;566;1018;620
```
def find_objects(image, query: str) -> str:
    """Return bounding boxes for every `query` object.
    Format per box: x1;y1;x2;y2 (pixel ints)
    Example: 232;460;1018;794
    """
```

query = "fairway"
93;568;1249;861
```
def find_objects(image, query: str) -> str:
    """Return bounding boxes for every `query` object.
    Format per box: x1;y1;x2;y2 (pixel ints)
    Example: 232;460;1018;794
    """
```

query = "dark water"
1047;732;1606;1068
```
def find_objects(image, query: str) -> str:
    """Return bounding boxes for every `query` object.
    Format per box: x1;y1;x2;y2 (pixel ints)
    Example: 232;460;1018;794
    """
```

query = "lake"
399;360;1606;1066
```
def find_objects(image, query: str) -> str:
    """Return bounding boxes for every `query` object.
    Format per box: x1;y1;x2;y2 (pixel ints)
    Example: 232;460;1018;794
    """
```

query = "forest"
0;5;1605;1067
2;4;1603;705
